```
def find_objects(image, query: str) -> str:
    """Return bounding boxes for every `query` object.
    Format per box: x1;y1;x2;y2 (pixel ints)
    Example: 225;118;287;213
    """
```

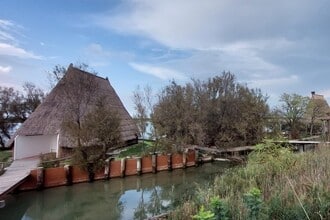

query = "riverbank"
170;142;330;219
18;150;197;192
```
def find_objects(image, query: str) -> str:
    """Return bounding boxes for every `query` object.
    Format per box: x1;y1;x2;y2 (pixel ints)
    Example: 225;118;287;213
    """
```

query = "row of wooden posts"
34;151;200;190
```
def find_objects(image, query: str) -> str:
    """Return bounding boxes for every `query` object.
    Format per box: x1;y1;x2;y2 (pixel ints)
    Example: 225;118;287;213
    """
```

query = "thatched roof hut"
8;65;138;159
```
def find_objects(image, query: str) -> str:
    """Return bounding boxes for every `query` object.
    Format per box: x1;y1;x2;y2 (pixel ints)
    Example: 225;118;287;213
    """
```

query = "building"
7;65;138;159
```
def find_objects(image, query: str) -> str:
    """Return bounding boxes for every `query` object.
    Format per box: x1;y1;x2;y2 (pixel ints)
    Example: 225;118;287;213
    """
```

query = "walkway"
0;157;39;199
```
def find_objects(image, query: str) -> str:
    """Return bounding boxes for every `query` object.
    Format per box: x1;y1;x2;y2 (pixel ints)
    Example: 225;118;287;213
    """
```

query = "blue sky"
1;0;330;114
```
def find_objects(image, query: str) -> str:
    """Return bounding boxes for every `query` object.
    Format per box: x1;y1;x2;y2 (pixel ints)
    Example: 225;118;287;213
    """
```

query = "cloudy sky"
1;0;330;113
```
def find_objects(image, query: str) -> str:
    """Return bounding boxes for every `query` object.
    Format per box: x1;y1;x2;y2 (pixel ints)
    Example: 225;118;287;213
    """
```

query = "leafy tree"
153;81;202;150
279;93;309;139
265;109;284;138
152;72;268;149
0;84;44;148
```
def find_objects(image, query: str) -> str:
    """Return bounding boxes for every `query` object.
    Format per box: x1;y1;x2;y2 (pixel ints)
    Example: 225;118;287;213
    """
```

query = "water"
0;162;230;220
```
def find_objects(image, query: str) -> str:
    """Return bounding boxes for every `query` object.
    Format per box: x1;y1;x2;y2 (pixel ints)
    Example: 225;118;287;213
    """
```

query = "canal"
0;162;231;220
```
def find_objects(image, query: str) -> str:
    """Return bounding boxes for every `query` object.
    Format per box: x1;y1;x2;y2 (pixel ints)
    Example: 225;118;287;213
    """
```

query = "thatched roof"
7;65;138;147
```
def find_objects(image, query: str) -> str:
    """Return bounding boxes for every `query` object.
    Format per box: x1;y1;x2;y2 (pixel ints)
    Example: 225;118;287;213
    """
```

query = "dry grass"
171;142;330;219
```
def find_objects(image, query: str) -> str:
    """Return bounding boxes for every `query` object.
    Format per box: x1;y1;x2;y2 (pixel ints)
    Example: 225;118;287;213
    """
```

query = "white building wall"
14;134;59;160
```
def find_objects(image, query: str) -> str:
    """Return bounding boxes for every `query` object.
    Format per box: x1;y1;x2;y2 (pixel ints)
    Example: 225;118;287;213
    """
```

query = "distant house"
7;65;138;160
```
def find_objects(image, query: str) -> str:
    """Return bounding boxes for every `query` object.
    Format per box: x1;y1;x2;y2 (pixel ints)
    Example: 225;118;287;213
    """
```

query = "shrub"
192;206;215;220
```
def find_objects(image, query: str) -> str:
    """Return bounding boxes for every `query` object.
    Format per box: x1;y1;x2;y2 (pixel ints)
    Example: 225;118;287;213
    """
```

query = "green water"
0;162;230;220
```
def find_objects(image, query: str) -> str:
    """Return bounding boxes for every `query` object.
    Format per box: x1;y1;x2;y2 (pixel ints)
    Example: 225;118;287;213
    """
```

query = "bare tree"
305;96;328;136
47;63;96;89
60;67;98;148
64;100;122;172
23;82;45;116
133;85;152;139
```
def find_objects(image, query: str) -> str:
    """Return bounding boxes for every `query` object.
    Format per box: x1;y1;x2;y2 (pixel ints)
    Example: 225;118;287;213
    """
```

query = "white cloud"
85;43;111;57
94;0;319;50
0;19;16;43
0;43;42;59
90;0;330;105
130;62;186;80
0;65;12;74
92;1;322;81
247;75;299;88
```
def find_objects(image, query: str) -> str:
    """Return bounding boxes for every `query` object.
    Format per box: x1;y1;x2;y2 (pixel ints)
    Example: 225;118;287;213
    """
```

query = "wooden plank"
0;157;39;199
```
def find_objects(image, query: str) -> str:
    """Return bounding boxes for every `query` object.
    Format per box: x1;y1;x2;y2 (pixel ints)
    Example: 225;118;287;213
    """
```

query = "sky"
1;0;330;114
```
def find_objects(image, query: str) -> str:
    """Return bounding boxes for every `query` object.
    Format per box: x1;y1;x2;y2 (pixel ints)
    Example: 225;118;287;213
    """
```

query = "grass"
117;141;154;158
170;141;330;219
0;150;12;163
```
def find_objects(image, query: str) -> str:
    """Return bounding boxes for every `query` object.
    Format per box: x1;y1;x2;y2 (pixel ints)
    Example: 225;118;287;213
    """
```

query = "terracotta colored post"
64;165;72;186
36;167;44;190
120;158;126;178
167;153;172;171
151;154;157;173
136;157;142;176
104;158;111;180
182;150;187;169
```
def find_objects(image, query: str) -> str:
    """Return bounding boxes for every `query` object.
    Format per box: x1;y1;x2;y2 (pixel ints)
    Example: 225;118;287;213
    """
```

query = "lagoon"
0;162;230;220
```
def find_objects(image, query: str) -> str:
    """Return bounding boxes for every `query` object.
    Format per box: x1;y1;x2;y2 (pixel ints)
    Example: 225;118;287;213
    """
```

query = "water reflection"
0;162;230;220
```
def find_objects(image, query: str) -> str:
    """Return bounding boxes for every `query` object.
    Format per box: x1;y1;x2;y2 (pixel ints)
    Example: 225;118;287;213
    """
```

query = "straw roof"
7;65;138;147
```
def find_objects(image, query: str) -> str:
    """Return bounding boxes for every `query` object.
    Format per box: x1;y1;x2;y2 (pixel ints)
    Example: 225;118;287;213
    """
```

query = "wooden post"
136;157;142;176
64;165;72;186
182;150;187;169
167;153;172;171
104;158;111;180
152;154;157;173
36;167;44;190
195;150;199;167
87;162;94;182
120;158;126;178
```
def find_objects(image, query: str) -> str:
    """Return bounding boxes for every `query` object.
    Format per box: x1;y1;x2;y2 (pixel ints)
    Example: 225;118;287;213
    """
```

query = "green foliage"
248;141;295;173
39;153;59;168
243;187;263;220
117;142;153;158
152;72;269;148
278;93;309;139
0;150;12;162
192;206;215;220
0;84;44;148
210;196;230;220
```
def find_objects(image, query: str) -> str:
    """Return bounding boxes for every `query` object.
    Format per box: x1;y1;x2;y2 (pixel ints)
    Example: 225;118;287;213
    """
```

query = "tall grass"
170;142;330;219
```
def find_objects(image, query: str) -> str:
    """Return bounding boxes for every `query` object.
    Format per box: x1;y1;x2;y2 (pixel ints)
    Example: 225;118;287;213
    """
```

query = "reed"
171;142;330;219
